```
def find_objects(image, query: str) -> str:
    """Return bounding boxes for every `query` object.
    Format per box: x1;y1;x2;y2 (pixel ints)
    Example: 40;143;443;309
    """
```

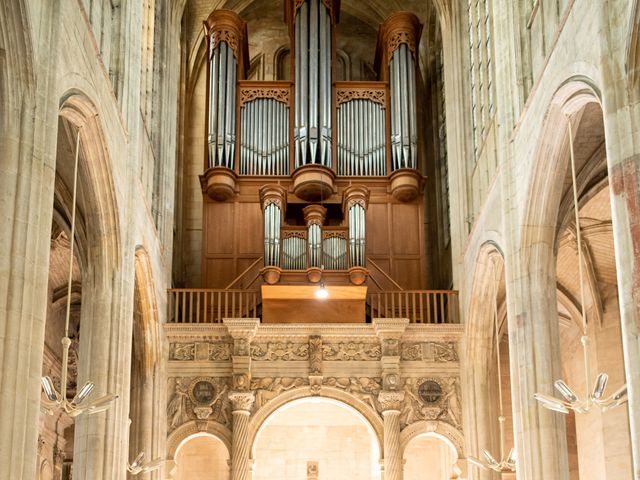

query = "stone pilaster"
378;391;405;480
228;391;255;480
224;318;260;391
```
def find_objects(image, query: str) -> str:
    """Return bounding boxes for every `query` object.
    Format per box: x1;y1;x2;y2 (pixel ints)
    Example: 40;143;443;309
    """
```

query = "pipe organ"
200;3;430;292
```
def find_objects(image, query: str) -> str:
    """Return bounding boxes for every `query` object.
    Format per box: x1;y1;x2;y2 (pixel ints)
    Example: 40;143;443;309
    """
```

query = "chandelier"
126;420;163;475
533;120;627;414
41;126;118;417
468;269;516;473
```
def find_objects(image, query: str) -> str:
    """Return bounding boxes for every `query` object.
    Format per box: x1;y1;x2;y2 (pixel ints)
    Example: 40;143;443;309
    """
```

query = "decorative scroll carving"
309;335;323;375
251;377;308;409
167;377;231;431
323;377;382;413
209;342;233;361
336;89;387;107
387;31;416;62
251;341;309;361
211;30;239;59
322;341;382;361
400;342;459;362
169;343;196;361
240;87;290;106
400;377;462;430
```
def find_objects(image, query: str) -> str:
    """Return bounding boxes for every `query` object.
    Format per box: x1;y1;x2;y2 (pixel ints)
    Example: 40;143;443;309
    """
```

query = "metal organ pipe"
389;44;418;170
349;203;365;267
264;203;281;267
337;99;387;176
208;39;238;170
294;0;332;169
240;98;290;175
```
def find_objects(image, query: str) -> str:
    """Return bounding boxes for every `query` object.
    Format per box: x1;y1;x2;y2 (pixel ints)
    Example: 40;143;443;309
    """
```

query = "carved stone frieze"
167;377;231;432
309;335;323;374
322;341;381;361
323;377;382;413
400;377;462;431
209;342;232;361
250;377;308;409
240;87;290;106
251;341;309;361
169;343;195;361
400;342;459;362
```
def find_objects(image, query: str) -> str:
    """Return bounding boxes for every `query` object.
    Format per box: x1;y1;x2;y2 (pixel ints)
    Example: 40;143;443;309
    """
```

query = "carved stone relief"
251;342;309;361
309;335;323;375
400;377;462;431
167;377;231;432
400;342;459;362
322;342;381;361
250;377;308;409
169;343;195;361
323;377;382;413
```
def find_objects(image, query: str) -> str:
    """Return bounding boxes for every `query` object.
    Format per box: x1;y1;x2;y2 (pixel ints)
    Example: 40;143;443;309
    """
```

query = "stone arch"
247;386;385;459
521;78;602;242
400;420;463;459
57;91;121;273
166;421;233;460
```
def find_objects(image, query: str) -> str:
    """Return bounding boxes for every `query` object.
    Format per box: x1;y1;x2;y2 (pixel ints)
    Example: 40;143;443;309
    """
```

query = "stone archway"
250;394;383;480
401;422;464;480
167;426;232;480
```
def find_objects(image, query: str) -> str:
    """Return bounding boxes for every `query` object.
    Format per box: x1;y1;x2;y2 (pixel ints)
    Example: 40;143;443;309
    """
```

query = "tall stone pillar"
228;391;256;480
224;318;259;480
374;318;409;480
379;391;405;480
0;2;61;479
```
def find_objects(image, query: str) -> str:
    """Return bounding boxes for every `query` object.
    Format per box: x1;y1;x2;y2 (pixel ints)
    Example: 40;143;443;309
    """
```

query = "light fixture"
468;266;516;473
40;126;118;417
126;419;163;475
315;282;329;299
534;120;627;415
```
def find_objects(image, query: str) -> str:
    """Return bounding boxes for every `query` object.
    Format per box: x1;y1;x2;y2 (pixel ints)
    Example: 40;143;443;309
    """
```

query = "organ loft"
166;1;464;478
182;0;456;325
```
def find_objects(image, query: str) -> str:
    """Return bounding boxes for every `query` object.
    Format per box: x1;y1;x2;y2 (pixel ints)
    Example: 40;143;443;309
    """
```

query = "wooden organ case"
197;2;438;323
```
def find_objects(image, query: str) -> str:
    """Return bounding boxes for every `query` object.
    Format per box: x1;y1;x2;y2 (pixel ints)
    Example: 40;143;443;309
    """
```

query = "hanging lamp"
40;126;118;417
533;120;627;414
126;419;163;474
468;269;516;472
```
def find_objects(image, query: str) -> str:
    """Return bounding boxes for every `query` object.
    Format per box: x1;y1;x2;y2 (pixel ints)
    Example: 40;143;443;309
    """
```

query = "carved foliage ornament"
240;88;290;106
294;0;336;21
336;89;387;107
322;341;381;361
167;377;231;431
251;341;309;361
309;335;323;375
400;342;459;362
387;31;417;63
210;30;239;59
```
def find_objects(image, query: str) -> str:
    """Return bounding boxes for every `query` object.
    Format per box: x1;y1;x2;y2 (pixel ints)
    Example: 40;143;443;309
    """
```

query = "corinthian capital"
228;391;255;413
377;390;405;413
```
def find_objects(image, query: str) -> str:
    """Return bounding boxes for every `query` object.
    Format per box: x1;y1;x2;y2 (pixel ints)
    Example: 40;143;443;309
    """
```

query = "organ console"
182;0;458;323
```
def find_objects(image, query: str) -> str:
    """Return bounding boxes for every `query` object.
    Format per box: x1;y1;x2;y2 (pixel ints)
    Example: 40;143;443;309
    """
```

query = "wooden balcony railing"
367;290;460;324
168;289;260;324
167;288;459;324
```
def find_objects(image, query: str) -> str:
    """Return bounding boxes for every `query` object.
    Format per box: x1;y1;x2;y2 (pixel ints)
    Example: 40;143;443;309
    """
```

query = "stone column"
374;318;409;480
0;2;60;479
228;391;256;480
379;391;405;480
224;318;259;480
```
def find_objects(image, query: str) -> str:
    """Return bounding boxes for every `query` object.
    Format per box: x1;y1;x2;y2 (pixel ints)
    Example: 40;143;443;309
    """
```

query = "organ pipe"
204;11;248;172
337;98;387;176
240;98;290;175
376;12;422;172
293;0;334;169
